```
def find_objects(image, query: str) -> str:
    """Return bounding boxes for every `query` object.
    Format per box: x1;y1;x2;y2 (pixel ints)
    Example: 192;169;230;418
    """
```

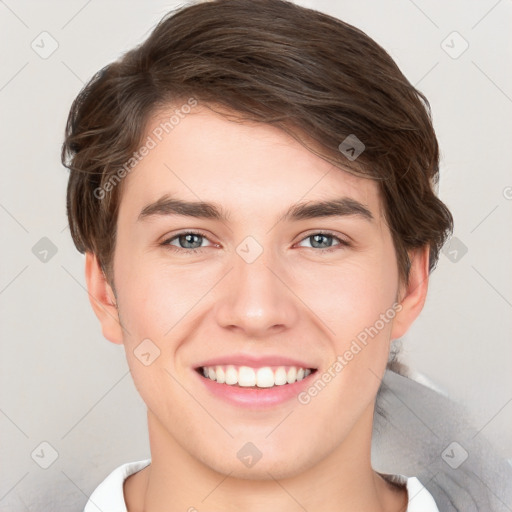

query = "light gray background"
1;0;511;509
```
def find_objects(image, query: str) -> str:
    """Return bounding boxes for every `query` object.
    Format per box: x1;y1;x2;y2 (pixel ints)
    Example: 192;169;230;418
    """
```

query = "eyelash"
160;230;351;255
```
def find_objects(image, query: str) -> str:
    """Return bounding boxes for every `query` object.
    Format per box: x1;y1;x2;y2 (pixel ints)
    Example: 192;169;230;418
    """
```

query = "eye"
160;230;351;255
160;230;214;254
296;231;351;253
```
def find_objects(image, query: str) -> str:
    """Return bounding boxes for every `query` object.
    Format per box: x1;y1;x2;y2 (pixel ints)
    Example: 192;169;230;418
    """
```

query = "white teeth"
286;366;297;384
216;366;225;384
200;365;314;387
256;367;274;388
274;367;288;386
238;366;256;387
225;365;238;385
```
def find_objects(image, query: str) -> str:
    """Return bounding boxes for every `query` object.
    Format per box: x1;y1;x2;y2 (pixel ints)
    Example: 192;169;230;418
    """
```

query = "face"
87;103;427;480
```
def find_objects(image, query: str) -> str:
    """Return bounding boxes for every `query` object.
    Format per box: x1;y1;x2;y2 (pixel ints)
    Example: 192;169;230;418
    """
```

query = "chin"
199;444;319;481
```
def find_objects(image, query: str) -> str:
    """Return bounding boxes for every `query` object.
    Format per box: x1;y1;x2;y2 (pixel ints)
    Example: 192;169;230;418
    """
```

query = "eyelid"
298;229;351;244
295;230;351;251
160;229;215;247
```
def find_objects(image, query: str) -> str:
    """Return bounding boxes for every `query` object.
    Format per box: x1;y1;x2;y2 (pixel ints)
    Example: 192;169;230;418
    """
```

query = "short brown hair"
62;0;453;288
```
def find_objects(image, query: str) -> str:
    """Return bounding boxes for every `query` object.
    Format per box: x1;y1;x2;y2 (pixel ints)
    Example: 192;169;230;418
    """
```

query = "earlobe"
391;245;430;340
84;252;124;345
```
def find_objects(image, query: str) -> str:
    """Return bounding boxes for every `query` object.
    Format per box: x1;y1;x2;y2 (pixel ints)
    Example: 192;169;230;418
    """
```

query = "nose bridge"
215;235;298;335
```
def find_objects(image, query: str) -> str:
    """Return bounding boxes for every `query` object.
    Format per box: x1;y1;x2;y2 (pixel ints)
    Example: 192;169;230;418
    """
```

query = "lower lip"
195;369;317;409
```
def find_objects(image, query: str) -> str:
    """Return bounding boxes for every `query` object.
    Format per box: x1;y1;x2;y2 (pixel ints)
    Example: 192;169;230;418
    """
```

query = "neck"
124;403;407;512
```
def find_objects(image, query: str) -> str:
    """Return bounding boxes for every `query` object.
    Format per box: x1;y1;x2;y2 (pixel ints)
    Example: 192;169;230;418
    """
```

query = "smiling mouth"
195;365;317;388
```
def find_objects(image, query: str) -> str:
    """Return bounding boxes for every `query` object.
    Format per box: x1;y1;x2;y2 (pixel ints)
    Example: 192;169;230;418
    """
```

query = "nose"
214;244;300;338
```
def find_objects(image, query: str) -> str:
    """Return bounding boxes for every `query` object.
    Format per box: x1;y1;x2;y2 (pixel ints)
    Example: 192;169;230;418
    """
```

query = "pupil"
182;233;201;248
313;234;331;248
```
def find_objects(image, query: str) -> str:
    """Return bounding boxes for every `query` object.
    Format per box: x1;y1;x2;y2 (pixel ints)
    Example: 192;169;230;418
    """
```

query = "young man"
62;1;510;510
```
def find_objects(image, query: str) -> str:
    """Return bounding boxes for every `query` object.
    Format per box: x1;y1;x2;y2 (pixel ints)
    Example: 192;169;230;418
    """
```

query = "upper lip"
195;354;318;369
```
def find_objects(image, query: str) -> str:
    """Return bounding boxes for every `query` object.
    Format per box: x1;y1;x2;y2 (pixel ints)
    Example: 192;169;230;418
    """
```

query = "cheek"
114;250;203;342
298;245;399;397
114;256;199;414
299;251;398;339
295;259;398;425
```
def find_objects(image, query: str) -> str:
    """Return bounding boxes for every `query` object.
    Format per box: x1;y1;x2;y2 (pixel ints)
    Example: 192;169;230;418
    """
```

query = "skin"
85;103;429;512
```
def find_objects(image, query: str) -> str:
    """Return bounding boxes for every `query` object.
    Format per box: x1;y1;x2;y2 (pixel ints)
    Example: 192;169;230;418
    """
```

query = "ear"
84;251;124;345
391;245;430;340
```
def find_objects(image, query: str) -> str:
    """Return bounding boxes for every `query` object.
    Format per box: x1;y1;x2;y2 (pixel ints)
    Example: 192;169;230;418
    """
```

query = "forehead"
119;103;383;222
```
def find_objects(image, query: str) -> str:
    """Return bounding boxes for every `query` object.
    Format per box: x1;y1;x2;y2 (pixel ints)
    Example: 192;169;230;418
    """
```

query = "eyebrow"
137;195;374;223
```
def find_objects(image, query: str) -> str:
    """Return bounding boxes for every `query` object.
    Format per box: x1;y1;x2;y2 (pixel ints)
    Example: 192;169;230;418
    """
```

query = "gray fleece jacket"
373;367;512;511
